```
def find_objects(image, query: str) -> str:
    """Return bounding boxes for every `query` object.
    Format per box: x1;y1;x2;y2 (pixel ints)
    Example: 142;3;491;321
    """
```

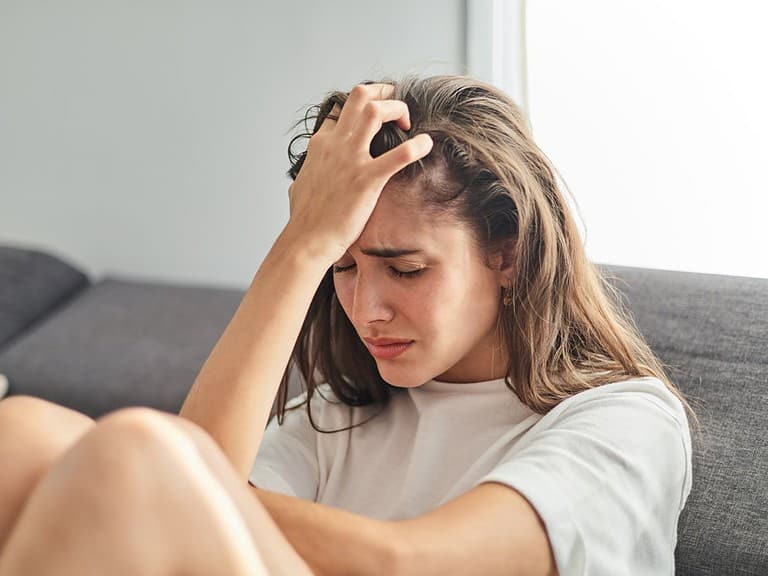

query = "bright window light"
522;0;768;278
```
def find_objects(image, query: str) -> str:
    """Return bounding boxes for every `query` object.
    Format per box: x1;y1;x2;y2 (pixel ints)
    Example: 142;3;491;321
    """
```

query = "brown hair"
275;74;696;432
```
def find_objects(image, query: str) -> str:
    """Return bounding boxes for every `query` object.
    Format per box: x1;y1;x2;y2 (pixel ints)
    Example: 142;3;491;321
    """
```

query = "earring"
502;285;513;308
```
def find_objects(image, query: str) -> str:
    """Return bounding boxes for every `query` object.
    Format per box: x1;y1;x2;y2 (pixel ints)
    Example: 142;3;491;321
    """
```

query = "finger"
348;100;411;149
370;133;433;180
336;83;396;132
317;104;342;135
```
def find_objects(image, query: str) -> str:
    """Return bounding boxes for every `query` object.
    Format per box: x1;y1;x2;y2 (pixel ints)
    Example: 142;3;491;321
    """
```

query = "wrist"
276;224;340;269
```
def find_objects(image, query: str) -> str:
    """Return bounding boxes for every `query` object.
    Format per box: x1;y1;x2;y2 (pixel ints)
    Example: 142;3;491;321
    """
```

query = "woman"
0;76;694;575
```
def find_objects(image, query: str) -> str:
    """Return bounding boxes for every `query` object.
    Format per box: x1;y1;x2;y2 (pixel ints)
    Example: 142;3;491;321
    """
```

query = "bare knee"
93;406;209;455
98;406;222;461
21;407;205;539
0;395;94;479
24;407;266;575
95;405;174;431
0;395;94;437
0;395;94;476
0;406;237;576
68;407;217;495
83;407;191;473
0;396;95;550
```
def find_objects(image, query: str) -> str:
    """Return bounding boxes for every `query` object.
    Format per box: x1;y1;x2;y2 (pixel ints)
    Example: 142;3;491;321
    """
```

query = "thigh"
0;407;269;576
154;411;316;576
0;407;314;576
0;396;94;551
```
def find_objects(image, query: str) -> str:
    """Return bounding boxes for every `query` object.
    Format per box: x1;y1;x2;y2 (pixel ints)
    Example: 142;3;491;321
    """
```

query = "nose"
350;272;394;326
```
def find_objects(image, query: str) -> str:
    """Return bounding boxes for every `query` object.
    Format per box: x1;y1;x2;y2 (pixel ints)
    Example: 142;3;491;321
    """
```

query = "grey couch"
1;244;766;574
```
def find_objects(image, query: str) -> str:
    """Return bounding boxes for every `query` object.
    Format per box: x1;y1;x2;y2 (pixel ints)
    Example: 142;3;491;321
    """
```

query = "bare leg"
0;396;94;552
150;410;317;576
0;406;315;576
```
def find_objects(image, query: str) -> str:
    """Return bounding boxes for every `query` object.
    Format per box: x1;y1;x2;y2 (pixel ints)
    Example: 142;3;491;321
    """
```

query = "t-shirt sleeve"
248;392;320;501
475;379;692;576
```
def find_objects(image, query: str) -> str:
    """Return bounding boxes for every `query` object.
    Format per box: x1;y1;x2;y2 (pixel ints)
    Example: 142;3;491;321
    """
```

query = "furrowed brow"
359;247;424;258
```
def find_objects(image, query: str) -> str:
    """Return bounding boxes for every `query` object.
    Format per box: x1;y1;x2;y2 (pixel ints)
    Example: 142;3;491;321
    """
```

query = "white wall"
0;0;467;289
524;0;768;279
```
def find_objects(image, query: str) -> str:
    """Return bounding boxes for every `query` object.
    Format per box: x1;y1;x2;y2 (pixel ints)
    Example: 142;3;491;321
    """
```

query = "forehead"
351;182;474;256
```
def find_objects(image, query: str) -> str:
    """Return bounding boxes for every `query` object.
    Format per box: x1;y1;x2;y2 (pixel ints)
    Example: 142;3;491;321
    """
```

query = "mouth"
363;338;415;360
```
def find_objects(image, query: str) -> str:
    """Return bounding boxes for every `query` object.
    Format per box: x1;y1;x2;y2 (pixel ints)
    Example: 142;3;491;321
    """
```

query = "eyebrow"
359;247;424;258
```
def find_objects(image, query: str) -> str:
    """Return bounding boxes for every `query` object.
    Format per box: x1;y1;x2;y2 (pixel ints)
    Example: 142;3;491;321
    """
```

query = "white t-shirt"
249;376;692;576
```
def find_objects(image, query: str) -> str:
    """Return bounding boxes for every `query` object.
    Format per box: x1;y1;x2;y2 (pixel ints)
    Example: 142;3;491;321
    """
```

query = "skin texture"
0;83;556;575
179;83;435;478
0;400;316;576
333;184;512;387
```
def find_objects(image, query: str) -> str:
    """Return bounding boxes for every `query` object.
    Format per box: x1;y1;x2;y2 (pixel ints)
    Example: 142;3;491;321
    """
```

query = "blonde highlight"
278;75;697;431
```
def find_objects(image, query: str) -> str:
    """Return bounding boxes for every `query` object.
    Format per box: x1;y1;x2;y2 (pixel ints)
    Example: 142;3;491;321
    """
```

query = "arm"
178;83;432;480
251;482;555;576
390;482;558;576
250;486;401;576
179;232;328;479
385;385;690;576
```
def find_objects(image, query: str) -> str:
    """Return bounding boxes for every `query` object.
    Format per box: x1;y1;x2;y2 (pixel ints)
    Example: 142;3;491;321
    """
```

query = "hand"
285;83;433;264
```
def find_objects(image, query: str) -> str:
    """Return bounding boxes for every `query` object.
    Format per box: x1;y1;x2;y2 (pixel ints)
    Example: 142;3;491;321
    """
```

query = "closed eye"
389;267;423;279
332;263;356;274
332;263;423;279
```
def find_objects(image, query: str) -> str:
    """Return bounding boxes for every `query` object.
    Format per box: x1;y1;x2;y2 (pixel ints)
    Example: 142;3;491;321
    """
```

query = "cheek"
437;272;499;332
411;274;462;332
333;277;353;315
401;290;438;329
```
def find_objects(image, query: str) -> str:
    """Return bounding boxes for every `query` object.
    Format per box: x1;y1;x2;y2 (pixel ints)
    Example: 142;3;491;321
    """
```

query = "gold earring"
502;286;513;308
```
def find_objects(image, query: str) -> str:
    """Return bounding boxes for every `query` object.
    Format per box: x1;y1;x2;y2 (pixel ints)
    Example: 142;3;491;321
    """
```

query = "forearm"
179;227;330;479
252;487;401;576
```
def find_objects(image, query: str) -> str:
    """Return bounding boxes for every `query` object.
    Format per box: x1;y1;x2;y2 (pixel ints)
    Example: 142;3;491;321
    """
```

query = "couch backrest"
0;246;89;349
603;265;768;575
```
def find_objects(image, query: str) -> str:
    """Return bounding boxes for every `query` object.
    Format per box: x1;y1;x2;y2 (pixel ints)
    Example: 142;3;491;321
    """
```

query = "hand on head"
285;83;433;264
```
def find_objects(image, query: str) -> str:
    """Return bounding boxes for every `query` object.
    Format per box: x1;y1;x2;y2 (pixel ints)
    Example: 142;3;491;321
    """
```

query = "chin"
376;364;433;389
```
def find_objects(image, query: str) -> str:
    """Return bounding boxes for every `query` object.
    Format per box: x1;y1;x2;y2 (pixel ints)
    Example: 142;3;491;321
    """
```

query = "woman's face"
332;183;510;388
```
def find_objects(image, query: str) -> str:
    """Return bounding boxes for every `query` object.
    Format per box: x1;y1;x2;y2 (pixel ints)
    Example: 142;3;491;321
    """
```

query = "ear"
492;239;516;288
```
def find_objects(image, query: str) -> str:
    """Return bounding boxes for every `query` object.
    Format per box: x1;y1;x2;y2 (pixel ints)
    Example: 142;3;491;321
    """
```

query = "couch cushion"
602;265;768;576
0;276;251;417
0;245;89;349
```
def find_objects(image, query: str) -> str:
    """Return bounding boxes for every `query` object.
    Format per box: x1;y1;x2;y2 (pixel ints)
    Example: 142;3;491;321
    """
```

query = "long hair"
274;75;696;432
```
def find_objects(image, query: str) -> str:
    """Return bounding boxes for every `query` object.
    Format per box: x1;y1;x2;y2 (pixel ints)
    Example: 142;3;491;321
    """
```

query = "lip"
363;337;415;360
